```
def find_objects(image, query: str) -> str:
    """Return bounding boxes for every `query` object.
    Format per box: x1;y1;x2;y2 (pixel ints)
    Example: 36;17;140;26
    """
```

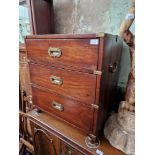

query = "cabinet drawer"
26;39;99;71
32;87;94;133
29;63;96;104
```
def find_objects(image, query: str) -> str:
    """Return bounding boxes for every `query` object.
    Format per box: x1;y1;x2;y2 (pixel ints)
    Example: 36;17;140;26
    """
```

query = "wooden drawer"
26;38;99;71
29;63;96;104
32;87;94;133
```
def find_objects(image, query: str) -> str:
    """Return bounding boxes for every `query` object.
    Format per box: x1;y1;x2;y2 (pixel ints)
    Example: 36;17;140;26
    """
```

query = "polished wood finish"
94;34;123;136
25;33;123;139
29;63;96;104
26;33;100;39
30;0;54;34
33;127;58;155
31;86;94;133
28;109;126;155
26;38;98;71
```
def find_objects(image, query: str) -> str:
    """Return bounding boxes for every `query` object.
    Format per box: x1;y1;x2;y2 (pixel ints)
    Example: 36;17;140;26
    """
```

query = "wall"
53;0;135;87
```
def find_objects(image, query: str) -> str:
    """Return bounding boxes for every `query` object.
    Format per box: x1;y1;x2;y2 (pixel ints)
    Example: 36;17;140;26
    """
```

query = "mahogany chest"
25;33;123;144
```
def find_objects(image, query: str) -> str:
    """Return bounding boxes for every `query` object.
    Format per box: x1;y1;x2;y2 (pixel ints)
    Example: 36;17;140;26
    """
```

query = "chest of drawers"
25;33;123;145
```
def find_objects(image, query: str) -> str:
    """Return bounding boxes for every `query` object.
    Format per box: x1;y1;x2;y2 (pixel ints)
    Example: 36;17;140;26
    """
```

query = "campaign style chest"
25;33;123;145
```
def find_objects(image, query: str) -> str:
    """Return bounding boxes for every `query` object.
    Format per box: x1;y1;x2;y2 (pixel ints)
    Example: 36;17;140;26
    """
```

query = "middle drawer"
29;63;96;104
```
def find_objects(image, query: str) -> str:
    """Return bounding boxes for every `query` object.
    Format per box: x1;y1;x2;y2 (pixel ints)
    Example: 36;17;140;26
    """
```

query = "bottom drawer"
32;86;94;133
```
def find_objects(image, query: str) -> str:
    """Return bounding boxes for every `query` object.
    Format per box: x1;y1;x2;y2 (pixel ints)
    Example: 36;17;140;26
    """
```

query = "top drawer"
26;39;99;71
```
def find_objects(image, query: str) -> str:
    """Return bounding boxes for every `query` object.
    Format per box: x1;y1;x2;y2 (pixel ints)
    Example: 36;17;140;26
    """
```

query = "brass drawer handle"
52;101;64;111
48;47;61;58
50;75;63;86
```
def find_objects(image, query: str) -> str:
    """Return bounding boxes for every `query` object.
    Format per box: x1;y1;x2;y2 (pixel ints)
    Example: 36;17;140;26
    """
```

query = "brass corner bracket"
93;70;102;75
91;104;99;110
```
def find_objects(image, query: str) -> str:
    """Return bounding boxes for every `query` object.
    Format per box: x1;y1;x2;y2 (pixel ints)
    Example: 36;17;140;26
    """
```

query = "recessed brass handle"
52;101;64;112
48;47;61;58
49;75;63;86
109;62;118;73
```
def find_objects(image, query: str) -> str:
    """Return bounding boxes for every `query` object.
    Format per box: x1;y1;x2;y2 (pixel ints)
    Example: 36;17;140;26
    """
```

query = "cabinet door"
61;142;83;155
33;128;57;155
31;122;60;155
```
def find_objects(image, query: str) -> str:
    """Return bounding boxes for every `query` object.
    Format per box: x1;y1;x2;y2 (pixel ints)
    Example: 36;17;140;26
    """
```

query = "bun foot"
36;108;42;113
85;134;100;148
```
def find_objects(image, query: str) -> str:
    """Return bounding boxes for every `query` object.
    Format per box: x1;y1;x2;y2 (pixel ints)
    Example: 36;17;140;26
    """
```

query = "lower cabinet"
28;110;126;155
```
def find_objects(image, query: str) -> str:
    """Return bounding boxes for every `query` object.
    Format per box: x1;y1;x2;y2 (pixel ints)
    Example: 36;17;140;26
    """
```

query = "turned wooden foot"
36;108;42;113
85;134;100;148
32;108;42;117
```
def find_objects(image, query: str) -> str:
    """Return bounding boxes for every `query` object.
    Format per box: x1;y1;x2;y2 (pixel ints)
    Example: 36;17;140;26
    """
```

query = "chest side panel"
93;34;123;136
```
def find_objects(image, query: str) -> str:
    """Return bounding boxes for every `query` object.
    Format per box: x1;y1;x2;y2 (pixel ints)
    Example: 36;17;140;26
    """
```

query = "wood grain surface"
29;109;126;155
32;87;94;133
29;63;96;104
26;38;99;71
